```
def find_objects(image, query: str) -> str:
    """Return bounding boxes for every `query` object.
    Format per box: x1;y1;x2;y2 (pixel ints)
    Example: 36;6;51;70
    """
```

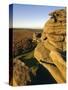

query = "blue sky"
9;4;65;29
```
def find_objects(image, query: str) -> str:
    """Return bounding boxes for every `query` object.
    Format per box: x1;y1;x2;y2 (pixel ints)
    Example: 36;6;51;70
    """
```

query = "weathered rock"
43;40;59;51
34;42;53;64
33;32;42;43
46;34;65;42
41;8;66;52
42;20;66;35
49;9;66;23
39;58;65;83
50;51;66;81
13;59;31;86
34;8;66;83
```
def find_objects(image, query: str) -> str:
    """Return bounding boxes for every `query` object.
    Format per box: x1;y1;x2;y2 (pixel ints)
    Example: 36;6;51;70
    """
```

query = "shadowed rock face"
34;8;66;83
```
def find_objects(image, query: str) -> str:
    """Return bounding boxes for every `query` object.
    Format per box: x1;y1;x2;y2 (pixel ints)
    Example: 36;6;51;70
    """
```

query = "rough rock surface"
34;9;66;83
41;9;66;51
13;59;31;86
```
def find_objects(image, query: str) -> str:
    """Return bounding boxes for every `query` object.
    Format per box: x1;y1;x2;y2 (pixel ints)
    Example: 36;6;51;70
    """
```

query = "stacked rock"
34;8;66;83
41;8;66;52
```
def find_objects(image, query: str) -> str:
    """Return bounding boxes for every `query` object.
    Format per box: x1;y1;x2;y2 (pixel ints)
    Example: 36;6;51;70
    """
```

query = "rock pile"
34;8;66;83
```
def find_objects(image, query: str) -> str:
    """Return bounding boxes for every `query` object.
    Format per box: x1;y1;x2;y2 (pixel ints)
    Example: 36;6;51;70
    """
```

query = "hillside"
11;28;42;57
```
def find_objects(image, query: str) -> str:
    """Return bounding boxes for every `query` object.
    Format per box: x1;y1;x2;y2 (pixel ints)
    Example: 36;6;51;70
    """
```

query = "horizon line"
9;27;43;30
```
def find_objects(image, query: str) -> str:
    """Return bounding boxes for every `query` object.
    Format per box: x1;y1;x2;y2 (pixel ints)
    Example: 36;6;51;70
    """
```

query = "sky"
9;4;65;29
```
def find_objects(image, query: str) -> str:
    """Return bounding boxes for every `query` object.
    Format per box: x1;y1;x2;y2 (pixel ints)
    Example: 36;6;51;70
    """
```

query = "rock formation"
34;8;66;83
33;32;42;43
11;59;31;86
10;8;66;86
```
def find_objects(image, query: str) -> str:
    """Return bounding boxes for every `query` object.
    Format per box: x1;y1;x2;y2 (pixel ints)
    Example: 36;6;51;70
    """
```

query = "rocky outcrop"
33;32;42;43
12;59;31;86
34;9;66;83
41;9;66;51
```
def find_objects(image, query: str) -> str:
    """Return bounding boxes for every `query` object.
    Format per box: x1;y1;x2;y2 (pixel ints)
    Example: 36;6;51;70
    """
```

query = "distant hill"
13;28;43;32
